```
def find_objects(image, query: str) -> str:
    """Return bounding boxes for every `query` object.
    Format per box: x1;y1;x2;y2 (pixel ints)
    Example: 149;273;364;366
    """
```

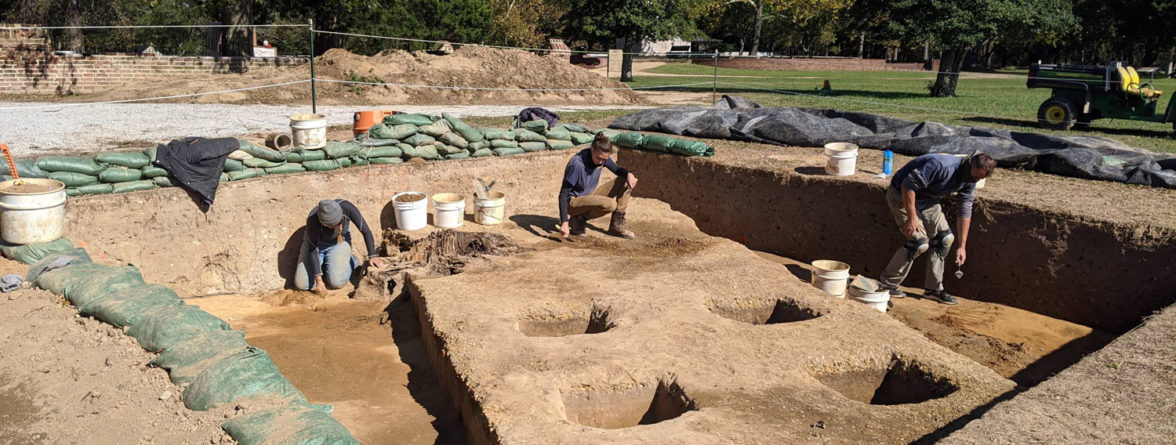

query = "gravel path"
0;103;649;156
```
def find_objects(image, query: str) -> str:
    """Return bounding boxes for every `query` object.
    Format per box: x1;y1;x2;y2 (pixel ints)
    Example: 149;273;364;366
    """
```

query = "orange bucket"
353;110;396;136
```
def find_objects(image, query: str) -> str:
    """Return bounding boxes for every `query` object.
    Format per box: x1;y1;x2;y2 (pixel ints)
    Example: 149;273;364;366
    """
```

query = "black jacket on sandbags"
153;137;240;208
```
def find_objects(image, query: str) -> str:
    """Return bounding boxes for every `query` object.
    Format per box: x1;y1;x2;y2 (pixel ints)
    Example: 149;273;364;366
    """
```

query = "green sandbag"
151;330;250;385
2;159;48;178
613;132;646;149
396;143;414;154
493;147;526;156
598;129;621;140
144;146;158;163
570;132;595;145
416;120;452;137
182;348;306;410
65;188;81;197
153;176;173;187
285;151;303;163
323;141;361;159
77;183;114;195
266;163;307;175
438;132;468;148
98;167;143;183
470;148;493;158
384;113;434;126
141;166;169;178
237;140;286;162
95;151;150;169
126;303;231;353
79;284;182;328
402;133;435;147
547;139;575;150
559;123;591;133
445;151;470;160
545;128;572;141
49;171;99;187
401;145;442;160
443;113;484;143
0;237;73;265
436;144;465;155
26;248;91;282
355;136;399;147
520;119;549;133
514;128;546;142
37;157;105;175
490;139;518;149
668;138;715;157
520;142;548;152
296;149;327;162
221;402;359;445
223;159;245;172
64;265;146;309
243;158;283;169
350;156;369;166
479;128;514;140
468;140;490;151
228;169;264;181
368;123;417;140
303;159;341;171
337;157;353;168
111;180;156;193
35;262;109;295
642;134;675;153
369;157;403;165
356;146;402;159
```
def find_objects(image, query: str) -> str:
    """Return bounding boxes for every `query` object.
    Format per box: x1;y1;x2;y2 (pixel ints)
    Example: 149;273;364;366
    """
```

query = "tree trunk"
621;35;636;82
64;0;84;52
930;49;965;97
750;1;763;56
858;32;865;58
1169;46;1175;78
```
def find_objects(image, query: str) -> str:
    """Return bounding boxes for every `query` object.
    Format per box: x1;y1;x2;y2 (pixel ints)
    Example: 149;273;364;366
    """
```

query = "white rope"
2;24;306;30
0;80;311;111
314;78;712;92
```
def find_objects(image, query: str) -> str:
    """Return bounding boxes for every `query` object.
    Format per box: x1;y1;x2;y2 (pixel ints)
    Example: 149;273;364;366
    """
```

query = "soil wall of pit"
625;151;1176;333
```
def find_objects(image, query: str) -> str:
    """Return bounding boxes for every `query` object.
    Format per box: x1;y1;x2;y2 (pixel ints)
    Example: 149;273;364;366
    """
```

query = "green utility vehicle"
1027;62;1175;131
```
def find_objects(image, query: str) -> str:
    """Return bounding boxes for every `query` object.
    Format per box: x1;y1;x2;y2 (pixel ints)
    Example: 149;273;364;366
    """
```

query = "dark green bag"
243;158;283;169
35;262;110;295
350;156;369;166
356;146;402;159
220;173;230;182
467;140;490;151
0;237;73;265
26;248;91;282
49;171;99;187
65;188;81;197
369;157;403;165
642;134;675;153
401;145;442;160
547;139;575;150
323;141;361;159
127;303;231;353
2;159;48;178
402;133;436;147
445;151;470;160
519;142;547;152
416;120;452;137
144;146;158;163
570;132;595;145
513;128;546;142
544;128;572;141
284;151;303;163
153;176;174;187
490;139;518;148
559;123;591;133
668;138;715;157
182;348;306;410
470;148;494;158
493;147;526;156
436;144;465;155
95;152;150;169
228;169;265;181
443;113;484;142
479;128;514;141
63;265;146;309
337;157;353;168
369;123;417;140
438;132;469;148
141;166;169;178
111;180;155;193
77;183;114;195
296;149;327;162
237;140;286;162
612;132;646;149
98;167;143;183
266;163;307;175
221;402;358;445
384;113;434;126
223;159;245;172
151;330;250;385
79;283;182;328
36;156;105;175
520;119;549;133
303;159;341;171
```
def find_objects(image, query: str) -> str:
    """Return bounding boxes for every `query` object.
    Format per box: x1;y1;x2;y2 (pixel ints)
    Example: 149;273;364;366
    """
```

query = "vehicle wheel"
1037;98;1076;130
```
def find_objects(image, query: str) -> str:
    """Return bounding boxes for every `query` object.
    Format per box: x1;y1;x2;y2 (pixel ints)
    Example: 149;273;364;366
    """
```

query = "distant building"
614;37;691;55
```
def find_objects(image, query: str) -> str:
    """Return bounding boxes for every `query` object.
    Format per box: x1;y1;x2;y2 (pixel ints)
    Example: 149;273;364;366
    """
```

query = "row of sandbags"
356;112;596;158
7;241;357;445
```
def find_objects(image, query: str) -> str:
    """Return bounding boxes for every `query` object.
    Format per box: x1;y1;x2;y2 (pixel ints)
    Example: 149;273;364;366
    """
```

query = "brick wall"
0;25;308;95
692;57;940;72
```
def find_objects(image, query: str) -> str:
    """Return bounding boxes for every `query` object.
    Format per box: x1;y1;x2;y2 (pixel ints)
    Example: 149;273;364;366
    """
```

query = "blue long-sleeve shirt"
890;154;977;219
302;199;376;277
558;148;629;223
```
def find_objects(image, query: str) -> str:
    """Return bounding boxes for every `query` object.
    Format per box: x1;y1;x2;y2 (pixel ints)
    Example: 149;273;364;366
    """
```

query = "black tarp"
154;137;240;208
610;96;1176;188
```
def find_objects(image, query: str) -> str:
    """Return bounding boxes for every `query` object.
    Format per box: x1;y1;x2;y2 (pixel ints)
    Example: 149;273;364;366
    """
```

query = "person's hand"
955;247;967;266
369;257;389;269
314;276;327;296
560;221;570;238
902;217;920;238
626;172;638;190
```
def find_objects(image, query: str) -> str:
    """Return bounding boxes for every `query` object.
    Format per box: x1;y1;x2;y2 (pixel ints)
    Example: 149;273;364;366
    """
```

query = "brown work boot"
568;214;587;236
608;211;636;239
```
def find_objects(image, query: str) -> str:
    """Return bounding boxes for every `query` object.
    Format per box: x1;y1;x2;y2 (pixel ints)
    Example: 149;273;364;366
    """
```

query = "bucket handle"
477;206;503;223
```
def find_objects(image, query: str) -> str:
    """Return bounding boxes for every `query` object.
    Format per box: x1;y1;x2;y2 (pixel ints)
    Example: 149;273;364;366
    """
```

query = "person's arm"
602;157;637;189
301;219;323;278
342;201;377;258
558;163;578;224
899;168;929;237
955;183;976;265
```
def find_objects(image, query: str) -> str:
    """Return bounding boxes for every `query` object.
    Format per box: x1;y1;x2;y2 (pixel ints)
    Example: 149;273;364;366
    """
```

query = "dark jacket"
558;148;629;223
302;199;376;278
890;153;977;218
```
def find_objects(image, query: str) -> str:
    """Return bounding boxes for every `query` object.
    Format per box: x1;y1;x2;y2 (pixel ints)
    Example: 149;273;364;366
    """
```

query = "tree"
486;0;569;47
561;0;700;81
888;0;1075;97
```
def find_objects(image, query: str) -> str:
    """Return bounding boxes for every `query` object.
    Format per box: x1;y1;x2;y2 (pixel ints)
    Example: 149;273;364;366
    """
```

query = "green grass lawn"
627;62;1176;154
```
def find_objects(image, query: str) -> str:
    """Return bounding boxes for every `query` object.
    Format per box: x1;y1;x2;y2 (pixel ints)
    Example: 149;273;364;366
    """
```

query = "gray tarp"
610;96;1176;188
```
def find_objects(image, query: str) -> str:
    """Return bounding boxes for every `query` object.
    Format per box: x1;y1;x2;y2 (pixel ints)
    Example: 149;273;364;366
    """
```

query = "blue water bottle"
882;150;894;176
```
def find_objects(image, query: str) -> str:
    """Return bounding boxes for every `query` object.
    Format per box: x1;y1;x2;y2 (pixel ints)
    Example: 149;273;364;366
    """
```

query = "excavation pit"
517;304;614;337
708;298;824;325
814;359;959;406
562;380;697;430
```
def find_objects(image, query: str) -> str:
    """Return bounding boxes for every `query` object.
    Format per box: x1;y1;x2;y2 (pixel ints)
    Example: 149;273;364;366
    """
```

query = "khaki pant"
568;177;631;219
880;187;951;291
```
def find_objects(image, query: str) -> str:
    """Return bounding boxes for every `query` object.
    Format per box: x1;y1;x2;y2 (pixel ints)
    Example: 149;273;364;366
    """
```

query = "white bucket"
432;193;466;229
290;113;327;149
810;260;851;298
823;142;859;176
0;178;66;244
848;275;890;313
392;192;428;231
474;191;507;226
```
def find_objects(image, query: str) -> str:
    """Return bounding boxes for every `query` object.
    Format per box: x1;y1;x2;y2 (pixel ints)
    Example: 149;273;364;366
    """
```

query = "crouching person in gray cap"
294;199;377;295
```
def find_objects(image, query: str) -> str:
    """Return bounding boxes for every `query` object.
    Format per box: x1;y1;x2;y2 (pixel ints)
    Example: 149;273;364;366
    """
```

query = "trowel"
954;260;965;279
472;178;496;200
